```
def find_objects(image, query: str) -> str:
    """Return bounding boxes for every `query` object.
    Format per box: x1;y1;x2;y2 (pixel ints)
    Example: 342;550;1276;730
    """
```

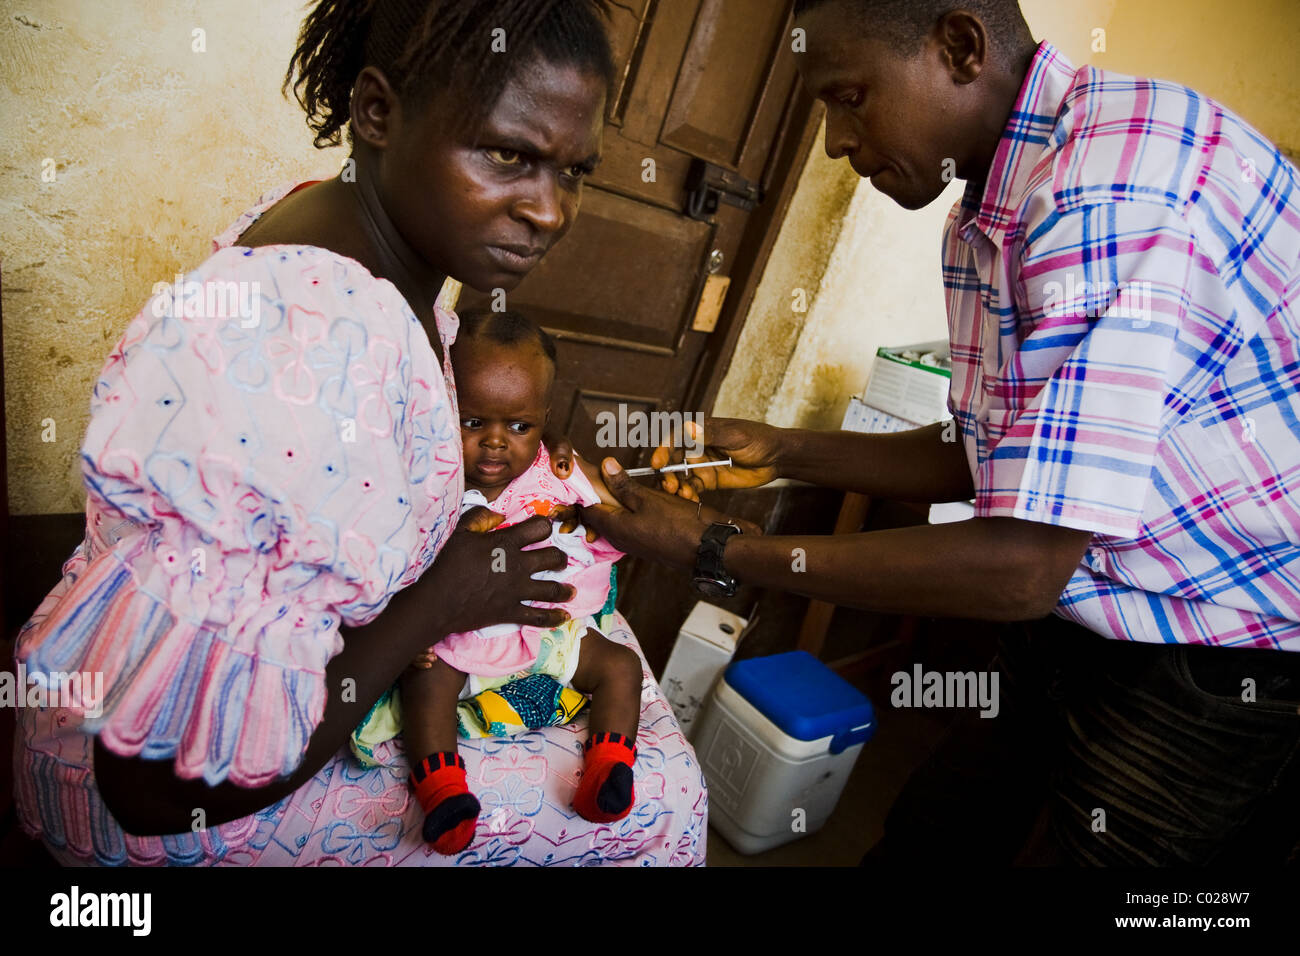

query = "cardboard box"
841;341;974;524
859;340;953;427
841;396;916;434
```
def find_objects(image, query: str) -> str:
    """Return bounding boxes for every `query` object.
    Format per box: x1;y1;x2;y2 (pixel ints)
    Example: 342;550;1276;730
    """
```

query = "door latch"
683;159;764;221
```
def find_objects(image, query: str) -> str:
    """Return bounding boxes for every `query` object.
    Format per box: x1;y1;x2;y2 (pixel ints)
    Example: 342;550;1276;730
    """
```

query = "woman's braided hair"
285;0;616;148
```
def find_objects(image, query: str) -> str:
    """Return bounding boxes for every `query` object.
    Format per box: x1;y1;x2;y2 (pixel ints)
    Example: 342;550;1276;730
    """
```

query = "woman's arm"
95;515;573;836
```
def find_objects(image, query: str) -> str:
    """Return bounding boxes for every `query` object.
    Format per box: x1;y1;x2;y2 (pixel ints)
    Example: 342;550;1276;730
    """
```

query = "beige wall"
1100;0;1299;158
715;0;1300;431
1;1;338;514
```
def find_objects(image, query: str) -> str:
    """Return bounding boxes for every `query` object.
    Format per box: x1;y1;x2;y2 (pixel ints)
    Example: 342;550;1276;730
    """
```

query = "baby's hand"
409;650;437;670
542;431;574;479
553;503;600;544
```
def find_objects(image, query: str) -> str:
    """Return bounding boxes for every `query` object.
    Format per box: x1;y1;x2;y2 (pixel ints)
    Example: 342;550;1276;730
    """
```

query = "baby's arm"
547;455;620;544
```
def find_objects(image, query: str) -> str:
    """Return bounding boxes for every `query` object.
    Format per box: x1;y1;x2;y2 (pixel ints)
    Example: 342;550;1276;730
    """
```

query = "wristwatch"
693;521;743;599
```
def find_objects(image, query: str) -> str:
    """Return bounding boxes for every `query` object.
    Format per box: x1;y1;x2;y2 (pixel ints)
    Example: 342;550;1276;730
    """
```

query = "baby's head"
452;309;558;495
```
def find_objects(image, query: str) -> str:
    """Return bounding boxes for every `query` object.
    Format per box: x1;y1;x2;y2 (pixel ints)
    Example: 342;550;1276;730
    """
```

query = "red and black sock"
411;751;480;854
573;731;637;823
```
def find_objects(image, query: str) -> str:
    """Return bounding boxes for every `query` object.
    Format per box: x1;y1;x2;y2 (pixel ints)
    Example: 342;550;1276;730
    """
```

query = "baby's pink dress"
433;445;623;680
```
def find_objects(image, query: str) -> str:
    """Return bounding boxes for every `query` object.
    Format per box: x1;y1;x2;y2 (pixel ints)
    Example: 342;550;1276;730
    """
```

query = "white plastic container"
695;651;876;854
658;601;745;740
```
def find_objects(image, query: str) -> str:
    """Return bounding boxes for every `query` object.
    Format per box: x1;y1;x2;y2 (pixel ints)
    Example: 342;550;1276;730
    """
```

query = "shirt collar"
956;41;1077;245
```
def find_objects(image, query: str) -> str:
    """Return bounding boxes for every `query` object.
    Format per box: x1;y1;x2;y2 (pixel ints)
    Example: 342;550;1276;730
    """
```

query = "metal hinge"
683;159;764;221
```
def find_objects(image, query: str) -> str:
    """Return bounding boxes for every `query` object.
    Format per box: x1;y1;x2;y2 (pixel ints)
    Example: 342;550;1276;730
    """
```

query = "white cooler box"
695;651;876;854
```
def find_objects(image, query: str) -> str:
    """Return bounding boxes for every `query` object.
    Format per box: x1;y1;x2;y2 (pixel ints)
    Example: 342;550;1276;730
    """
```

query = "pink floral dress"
11;183;707;866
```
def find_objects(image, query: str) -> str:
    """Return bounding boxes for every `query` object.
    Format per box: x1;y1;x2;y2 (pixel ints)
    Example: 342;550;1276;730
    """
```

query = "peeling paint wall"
715;0;1300;432
711;121;860;425
1;1;340;514
755;174;963;430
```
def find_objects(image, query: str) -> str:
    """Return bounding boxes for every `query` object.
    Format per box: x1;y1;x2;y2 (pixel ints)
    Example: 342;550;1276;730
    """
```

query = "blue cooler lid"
723;651;875;754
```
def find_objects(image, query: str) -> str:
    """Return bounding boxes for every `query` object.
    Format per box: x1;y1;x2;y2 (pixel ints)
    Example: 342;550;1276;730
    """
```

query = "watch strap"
695;521;741;583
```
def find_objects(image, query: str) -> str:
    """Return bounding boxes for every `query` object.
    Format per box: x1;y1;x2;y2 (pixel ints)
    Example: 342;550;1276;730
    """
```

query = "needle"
624;458;732;478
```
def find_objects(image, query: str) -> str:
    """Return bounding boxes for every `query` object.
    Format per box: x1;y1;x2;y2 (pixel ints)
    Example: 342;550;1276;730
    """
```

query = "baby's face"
454;338;553;495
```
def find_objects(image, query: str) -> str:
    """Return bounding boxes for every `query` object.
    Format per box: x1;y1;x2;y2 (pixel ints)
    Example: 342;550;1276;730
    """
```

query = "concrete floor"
704;702;952;866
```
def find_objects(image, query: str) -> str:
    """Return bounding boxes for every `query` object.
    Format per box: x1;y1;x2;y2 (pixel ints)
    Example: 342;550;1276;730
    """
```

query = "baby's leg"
570;630;642;739
401;656;466;758
400;657;479;853
569;631;643;822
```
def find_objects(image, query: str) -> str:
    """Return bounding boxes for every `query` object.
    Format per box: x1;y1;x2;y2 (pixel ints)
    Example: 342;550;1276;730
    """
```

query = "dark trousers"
867;615;1300;866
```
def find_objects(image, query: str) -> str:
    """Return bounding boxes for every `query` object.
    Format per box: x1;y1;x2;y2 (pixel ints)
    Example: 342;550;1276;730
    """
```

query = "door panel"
659;0;790;165
489;187;712;352
605;0;657;132
618;2;699;145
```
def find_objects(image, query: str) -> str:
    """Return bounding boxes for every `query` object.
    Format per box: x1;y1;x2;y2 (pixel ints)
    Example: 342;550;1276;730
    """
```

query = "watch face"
693;577;728;600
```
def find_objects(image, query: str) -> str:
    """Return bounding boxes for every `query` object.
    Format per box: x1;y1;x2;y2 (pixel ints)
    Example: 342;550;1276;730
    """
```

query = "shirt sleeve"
15;246;461;787
973;200;1240;539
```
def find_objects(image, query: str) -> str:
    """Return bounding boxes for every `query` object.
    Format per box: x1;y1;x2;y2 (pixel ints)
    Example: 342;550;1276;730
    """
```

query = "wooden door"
460;0;818;465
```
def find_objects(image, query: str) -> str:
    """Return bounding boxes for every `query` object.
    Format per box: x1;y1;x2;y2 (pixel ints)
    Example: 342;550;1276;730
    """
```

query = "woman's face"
378;57;607;293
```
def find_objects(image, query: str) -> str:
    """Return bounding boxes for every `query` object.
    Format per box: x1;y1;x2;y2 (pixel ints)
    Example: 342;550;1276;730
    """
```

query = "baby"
402;310;643;854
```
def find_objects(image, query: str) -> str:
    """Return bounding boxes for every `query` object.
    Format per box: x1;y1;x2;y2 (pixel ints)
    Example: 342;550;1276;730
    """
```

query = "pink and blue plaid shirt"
943;42;1300;650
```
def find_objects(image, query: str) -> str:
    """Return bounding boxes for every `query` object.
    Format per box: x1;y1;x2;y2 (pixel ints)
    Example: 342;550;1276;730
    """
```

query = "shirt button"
1089;547;1105;571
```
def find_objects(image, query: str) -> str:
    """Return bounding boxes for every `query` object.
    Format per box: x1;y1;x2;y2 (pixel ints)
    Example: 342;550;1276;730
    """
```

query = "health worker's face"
796;2;967;210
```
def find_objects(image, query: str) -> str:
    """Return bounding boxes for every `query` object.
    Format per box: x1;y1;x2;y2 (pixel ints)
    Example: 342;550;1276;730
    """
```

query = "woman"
13;0;706;867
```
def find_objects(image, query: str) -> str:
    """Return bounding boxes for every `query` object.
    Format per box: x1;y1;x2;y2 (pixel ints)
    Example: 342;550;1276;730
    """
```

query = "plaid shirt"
943;42;1300;650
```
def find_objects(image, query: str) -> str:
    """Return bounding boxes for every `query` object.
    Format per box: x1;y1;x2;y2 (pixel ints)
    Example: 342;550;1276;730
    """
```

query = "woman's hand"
417;507;573;636
581;458;763;568
653;417;784;500
457;505;506;534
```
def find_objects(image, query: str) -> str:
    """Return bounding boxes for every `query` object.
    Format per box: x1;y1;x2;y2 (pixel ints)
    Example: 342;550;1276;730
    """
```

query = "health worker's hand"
581;458;763;568
653;417;782;501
